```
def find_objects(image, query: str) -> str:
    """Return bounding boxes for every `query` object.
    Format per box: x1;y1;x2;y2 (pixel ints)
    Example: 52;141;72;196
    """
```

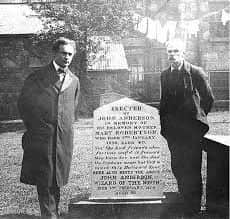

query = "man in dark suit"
160;38;214;217
18;37;80;219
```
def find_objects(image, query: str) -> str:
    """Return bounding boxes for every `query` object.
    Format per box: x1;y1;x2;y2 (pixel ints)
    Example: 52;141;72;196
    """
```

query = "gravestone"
91;97;164;200
69;98;181;219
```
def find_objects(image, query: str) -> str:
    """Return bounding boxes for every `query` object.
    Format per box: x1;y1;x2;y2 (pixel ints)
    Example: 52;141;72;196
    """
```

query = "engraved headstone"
91;97;164;200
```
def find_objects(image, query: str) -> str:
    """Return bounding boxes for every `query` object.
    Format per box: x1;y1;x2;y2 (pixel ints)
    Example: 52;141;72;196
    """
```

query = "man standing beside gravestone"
159;38;214;217
18;37;80;219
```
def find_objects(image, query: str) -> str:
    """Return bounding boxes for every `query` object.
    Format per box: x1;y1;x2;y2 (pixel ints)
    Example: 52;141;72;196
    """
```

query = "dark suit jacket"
18;62;80;187
159;60;214;141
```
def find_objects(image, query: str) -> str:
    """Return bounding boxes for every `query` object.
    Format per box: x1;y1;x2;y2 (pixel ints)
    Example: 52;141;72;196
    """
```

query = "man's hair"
166;38;186;52
52;37;76;53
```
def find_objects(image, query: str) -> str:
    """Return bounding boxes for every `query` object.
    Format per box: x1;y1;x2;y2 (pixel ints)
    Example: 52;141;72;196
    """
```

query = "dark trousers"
167;137;202;215
37;130;60;219
37;183;60;219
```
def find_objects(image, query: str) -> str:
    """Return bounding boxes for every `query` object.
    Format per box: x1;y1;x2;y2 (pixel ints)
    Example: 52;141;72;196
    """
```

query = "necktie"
169;69;181;96
57;68;66;81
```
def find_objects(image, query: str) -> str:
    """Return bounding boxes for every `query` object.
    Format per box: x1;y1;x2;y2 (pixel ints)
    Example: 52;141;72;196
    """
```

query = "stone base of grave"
68;192;184;219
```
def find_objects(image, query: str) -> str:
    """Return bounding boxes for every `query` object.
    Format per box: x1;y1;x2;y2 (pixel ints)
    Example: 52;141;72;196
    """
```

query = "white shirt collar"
170;61;183;72
53;61;66;82
53;60;61;72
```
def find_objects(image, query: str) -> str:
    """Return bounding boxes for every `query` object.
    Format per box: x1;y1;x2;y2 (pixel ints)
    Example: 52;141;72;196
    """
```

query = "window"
129;64;144;73
129;64;144;81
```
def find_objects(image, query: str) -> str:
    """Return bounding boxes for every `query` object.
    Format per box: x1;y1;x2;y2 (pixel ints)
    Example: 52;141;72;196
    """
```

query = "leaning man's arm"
195;68;214;114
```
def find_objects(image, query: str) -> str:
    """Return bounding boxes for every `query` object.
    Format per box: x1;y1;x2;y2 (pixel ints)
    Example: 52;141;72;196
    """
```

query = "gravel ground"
0;111;229;218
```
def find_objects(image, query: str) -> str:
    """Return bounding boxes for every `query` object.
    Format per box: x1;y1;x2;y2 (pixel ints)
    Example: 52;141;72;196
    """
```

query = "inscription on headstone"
91;98;164;199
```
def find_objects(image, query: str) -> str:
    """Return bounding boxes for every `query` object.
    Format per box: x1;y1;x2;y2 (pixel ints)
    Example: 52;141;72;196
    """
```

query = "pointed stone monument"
91;97;164;200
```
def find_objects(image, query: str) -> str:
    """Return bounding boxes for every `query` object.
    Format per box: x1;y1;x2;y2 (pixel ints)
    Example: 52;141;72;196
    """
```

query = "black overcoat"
159;61;214;141
18;62;80;187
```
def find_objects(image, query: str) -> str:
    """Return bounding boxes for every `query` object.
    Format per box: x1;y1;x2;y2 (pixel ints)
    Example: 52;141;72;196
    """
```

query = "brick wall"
0;37;33;119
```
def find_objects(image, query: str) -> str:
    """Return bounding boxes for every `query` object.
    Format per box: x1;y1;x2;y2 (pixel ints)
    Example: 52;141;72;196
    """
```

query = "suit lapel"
45;63;73;93
46;62;59;83
44;63;62;93
182;60;191;76
60;69;73;92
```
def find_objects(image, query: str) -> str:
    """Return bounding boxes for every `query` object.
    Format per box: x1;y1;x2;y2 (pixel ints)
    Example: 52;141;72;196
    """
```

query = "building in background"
0;0;229;119
0;1;130;119
0;2;44;119
200;0;229;109
87;36;130;114
124;0;229;109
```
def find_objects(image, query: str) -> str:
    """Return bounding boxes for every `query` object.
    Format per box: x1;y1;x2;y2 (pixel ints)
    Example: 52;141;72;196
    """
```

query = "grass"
0;112;229;218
